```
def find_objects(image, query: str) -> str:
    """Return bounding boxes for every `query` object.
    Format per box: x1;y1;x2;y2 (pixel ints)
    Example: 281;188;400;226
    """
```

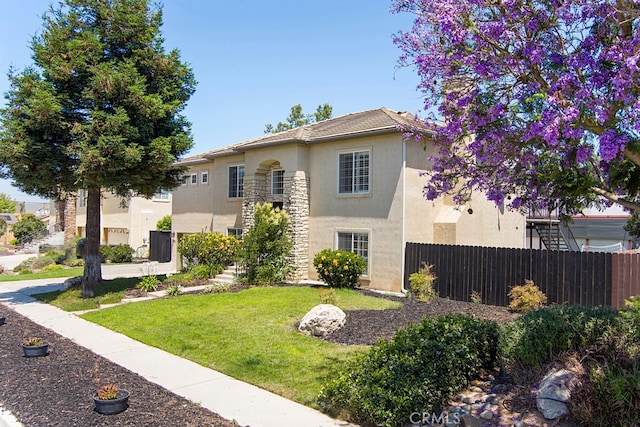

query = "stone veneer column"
241;176;258;233
285;171;310;281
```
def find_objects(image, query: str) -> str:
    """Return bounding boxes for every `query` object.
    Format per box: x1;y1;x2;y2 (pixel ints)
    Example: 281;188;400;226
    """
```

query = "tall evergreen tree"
0;0;196;296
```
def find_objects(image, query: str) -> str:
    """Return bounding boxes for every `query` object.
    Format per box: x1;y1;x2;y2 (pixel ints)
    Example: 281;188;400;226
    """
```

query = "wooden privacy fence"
405;243;640;309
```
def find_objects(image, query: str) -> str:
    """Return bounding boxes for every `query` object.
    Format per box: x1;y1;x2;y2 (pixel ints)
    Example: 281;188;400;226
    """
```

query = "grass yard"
81;286;401;407
35;277;140;311
0;266;83;282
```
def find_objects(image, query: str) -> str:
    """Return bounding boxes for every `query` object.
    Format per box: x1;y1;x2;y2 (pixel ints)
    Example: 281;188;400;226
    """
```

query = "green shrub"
508;280;547;312
99;245;112;263
137;275;161;292
11;213;47;244
109;244;134;263
166;284;181;296
313;249;367;288
571;349;640;427
30;256;56;270
240;203;293;286
42;264;63;272
156;215;172;231
498;305;618;368
13;256;55;272
19;269;33;275
408;263;438;301
178;232;239;271
203;283;230;293
318;314;499;427
63;257;84;267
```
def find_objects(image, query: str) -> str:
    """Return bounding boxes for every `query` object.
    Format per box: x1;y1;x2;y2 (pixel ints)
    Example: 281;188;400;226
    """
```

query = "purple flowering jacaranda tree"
392;0;640;216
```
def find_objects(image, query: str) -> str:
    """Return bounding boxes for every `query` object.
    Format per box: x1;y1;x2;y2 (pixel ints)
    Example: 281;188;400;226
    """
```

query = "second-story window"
338;150;370;194
201;171;209;184
228;165;245;198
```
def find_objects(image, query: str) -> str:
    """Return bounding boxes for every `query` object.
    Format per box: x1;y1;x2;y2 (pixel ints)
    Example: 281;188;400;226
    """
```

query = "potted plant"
21;337;49;357
93;384;130;415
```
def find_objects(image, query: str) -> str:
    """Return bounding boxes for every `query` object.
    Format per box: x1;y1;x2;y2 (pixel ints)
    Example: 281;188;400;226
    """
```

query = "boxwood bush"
318;314;499;427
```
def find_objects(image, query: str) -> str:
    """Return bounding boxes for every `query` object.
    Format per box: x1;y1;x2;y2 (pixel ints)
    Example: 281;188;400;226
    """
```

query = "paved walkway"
0;267;355;427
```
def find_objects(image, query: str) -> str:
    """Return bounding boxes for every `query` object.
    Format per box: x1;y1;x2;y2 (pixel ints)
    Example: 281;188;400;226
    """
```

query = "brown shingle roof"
179;107;430;162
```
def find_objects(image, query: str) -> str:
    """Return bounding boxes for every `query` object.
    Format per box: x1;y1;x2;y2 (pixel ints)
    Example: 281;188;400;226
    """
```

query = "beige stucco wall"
307;133;406;292
75;190;172;250
403;138;526;248
171;155;245;269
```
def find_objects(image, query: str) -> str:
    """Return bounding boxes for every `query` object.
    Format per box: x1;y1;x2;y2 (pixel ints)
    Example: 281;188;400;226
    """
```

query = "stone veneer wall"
285;171;310;281
241;171;310;282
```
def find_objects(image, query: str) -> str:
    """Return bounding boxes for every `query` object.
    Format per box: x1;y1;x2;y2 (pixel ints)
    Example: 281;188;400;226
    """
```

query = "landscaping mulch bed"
325;291;521;345
0;306;237;427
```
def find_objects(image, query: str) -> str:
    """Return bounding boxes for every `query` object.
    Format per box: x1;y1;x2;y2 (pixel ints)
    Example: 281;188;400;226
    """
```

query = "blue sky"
0;1;424;202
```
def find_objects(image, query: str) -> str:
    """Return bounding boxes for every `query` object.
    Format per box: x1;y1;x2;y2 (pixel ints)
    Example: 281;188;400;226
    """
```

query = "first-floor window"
228;165;244;198
227;228;243;239
337;231;369;273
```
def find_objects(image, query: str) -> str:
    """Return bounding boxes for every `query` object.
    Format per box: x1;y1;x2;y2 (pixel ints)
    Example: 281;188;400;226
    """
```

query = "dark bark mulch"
0;306;237;427
325;292;521;345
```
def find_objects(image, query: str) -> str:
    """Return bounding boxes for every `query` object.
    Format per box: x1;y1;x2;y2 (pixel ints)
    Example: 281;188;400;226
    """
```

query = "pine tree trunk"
82;188;102;298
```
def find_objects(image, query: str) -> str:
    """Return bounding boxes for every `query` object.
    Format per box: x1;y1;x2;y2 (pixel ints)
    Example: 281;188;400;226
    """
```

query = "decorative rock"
63;276;83;290
470;386;483;393
536;369;573;420
462;396;474;404
479;410;494;420
513;421;525;427
460;415;483;427
298;304;346;337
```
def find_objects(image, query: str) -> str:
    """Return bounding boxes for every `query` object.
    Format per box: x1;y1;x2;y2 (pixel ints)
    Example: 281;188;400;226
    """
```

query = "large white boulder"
536;368;574;419
298;304;346;337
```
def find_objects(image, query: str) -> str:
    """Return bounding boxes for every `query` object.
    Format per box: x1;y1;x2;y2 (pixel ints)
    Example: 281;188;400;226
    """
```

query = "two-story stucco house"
75;189;171;253
172;108;526;293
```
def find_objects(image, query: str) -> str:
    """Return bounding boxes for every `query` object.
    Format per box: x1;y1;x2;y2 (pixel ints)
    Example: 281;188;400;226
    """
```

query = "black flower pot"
22;341;49;357
0;316;5;326
93;390;130;415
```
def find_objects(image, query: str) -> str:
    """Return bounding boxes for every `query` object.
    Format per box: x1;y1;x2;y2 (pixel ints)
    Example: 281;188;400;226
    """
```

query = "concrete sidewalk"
0;278;355;427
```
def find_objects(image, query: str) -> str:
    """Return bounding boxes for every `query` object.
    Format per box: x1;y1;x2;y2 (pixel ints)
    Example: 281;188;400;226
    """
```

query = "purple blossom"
391;0;639;214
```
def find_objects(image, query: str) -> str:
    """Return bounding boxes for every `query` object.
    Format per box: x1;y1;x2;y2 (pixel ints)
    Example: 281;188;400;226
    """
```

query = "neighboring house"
526;205;635;252
172;108;526;293
75;189;171;252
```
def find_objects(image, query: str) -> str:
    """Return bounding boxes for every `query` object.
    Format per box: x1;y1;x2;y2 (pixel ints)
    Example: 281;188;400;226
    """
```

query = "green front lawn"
81;286;401;407
35;277;140;311
0;266;84;282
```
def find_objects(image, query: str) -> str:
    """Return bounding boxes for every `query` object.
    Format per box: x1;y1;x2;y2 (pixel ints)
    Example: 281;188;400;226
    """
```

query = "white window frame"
153;189;170;201
338;149;370;195
336;230;370;275
271;169;284;195
227;228;243;239
201;170;209;185
181;175;188;186
190;173;198;185
228;165;245;198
